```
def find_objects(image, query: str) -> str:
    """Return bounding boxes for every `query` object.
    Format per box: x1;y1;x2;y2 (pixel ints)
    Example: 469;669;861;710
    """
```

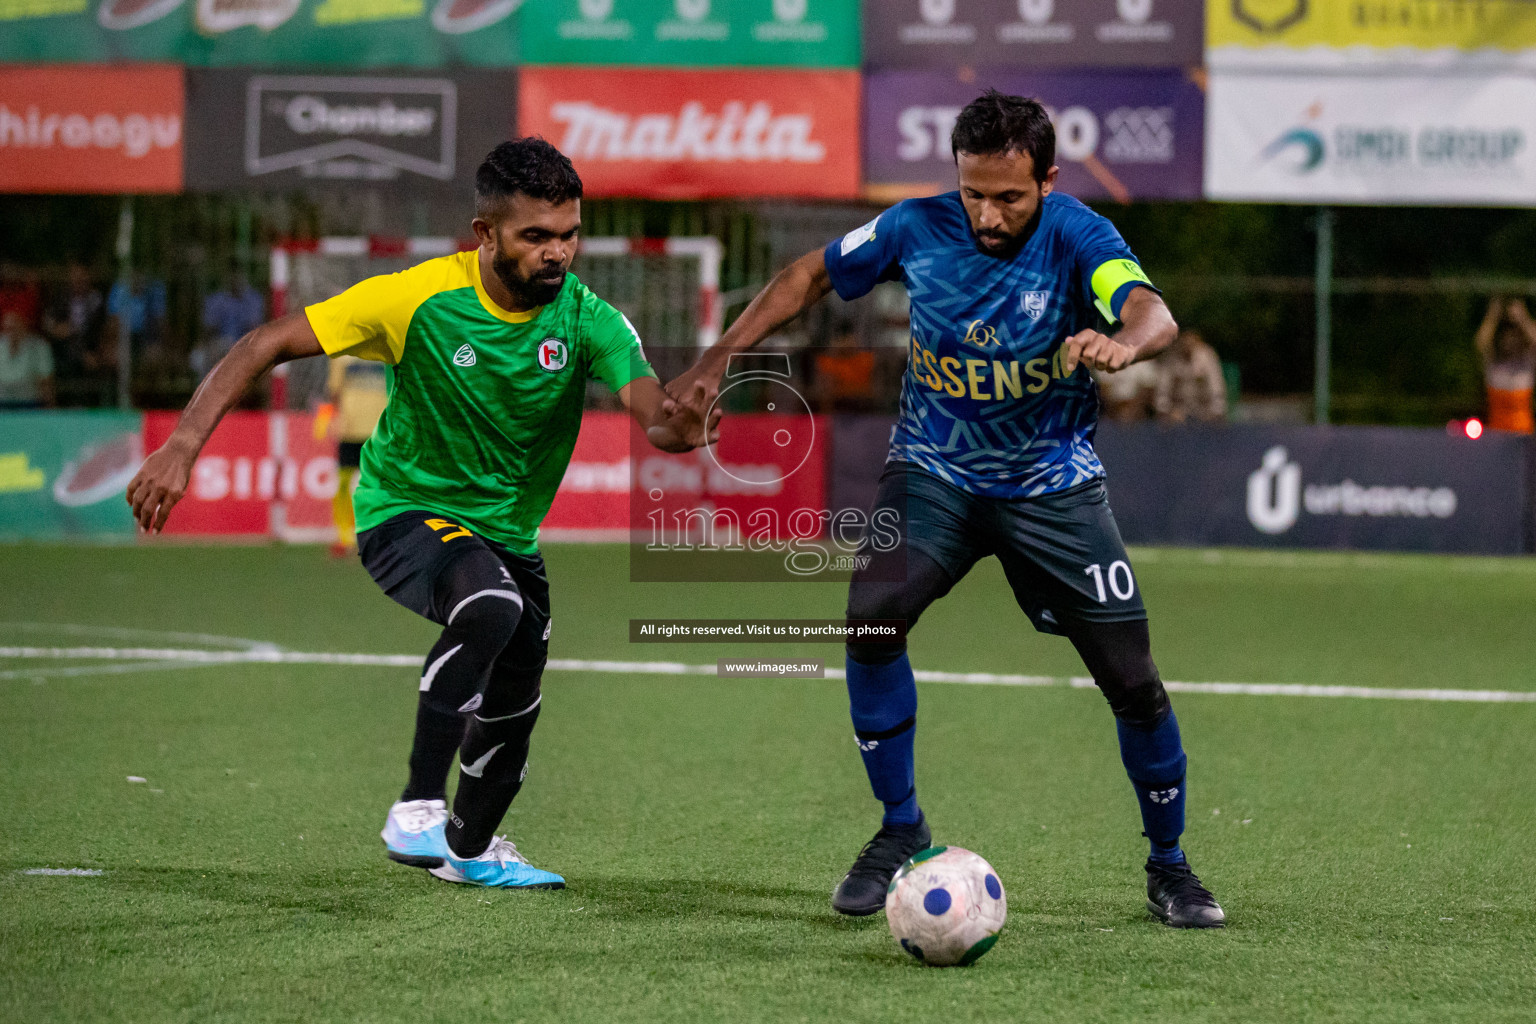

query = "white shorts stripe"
447;589;523;626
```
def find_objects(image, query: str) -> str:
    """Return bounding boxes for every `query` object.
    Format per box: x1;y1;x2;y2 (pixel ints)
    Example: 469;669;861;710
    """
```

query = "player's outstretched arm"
666;248;834;408
1062;287;1179;376
620;376;722;454
126;313;324;533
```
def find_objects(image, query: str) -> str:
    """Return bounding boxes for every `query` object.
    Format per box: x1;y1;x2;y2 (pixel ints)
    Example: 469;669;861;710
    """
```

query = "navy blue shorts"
862;462;1146;636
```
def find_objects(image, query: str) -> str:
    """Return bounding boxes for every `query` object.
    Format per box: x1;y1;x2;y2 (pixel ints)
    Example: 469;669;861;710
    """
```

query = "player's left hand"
1062;330;1138;375
652;381;722;452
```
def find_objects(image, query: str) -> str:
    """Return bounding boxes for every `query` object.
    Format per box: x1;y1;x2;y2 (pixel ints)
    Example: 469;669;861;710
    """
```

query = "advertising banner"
0;411;142;539
1209;0;1536;69
864;69;1204;203
184;69;517;193
519;0;858;68
864;0;1203;70
1093;422;1530;555
518;68;861;199
1206;72;1536;206
0;0;520;66
142;411;338;537
0;65;183;194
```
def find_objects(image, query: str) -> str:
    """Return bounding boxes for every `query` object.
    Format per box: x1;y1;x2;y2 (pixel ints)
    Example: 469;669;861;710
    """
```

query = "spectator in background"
1094;360;1158;421
810;320;879;413
0;262;43;331
1474;295;1536;434
106;269;168;366
193;268;265;378
43;264;106;380
0;309;54;408
1153;330;1227;423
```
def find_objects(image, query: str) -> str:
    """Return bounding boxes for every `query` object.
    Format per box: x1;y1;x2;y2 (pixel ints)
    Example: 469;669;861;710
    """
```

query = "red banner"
143;411;337;537
518;68;860;200
0;65;184;195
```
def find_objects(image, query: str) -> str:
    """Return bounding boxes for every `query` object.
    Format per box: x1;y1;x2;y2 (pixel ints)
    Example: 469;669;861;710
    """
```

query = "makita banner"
0;64;183;194
1206;72;1536;206
1092;422;1530;554
518;68;861;199
0;0;520;66
864;0;1203;70
864;69;1204;203
184;69;517;193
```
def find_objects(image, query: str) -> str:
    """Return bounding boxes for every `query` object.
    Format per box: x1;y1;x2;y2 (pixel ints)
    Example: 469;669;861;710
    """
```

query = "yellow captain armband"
1090;258;1154;324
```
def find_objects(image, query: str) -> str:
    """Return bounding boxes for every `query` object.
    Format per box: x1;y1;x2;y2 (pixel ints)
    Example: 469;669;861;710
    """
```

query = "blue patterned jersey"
823;191;1156;499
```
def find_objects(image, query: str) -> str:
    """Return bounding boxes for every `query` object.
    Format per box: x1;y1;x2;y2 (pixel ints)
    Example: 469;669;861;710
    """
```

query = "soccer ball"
885;846;1006;967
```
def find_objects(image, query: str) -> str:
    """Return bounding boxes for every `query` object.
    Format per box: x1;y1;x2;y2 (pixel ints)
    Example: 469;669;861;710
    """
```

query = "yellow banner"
1210;1;1536;52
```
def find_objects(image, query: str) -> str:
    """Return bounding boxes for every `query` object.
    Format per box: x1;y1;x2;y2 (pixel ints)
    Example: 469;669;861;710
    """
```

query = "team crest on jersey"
452;344;477;367
537;337;568;372
1021;291;1051;321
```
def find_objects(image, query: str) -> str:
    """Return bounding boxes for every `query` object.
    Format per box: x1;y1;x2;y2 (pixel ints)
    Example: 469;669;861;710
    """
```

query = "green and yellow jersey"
305;249;653;554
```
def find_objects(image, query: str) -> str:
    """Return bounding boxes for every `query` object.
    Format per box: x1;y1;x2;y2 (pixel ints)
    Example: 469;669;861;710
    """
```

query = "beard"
971;227;1026;260
493;251;567;307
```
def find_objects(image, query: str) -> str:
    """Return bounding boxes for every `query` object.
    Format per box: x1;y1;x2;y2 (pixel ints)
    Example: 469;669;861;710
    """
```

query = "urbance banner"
184;68;518;193
864;69;1204;202
864;0;1203;70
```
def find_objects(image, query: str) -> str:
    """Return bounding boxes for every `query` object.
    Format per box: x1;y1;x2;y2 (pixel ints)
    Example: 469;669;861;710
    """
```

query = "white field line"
1;646;1534;704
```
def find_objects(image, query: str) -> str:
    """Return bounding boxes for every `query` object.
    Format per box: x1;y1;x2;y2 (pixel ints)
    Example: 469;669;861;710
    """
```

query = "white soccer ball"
885;846;1006;967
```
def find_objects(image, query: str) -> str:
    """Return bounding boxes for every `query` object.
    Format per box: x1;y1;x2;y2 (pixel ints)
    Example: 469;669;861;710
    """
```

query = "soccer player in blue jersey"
672;92;1224;927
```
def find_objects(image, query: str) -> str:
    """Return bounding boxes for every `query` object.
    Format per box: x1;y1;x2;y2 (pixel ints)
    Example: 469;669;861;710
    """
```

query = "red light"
1464;418;1484;439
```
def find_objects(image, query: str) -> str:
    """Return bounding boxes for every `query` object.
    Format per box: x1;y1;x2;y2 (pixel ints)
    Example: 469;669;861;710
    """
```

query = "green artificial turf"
1;543;1534;1023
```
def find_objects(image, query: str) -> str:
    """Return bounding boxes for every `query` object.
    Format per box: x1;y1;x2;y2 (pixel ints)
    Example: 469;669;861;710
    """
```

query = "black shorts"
357;510;551;656
337;441;364;469
865;462;1146;636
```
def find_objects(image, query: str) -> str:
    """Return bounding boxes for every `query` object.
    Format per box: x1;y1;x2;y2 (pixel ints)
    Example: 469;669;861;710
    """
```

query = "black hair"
475;137;583;214
950;90;1056;183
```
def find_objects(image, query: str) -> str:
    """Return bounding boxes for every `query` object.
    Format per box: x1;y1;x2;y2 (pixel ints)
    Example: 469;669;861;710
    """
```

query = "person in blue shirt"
671;91;1224;929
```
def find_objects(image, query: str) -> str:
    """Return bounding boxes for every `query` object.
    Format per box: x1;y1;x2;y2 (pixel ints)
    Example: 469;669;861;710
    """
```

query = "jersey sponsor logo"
538;337;569;372
962;319;999;349
453;343;477;367
1021;291;1051;321
840;217;879;255
909;335;1077;402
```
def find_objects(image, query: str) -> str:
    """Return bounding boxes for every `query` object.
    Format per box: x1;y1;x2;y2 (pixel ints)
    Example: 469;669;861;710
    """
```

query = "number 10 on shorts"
1085;561;1135;603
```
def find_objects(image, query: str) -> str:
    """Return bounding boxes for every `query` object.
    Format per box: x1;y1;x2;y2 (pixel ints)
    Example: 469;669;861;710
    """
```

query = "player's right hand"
125;440;196;534
664;354;725;416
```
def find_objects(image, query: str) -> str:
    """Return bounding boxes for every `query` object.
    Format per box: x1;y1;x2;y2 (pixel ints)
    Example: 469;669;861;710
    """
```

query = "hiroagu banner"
1206;72;1536;206
519;67;860;199
864;0;1203;70
1209;0;1536;69
865;69;1204;202
0;411;142;539
0;0;521;66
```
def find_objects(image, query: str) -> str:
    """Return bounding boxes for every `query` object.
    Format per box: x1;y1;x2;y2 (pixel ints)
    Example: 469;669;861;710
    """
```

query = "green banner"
0;411;141;539
0;0;856;66
519;0;858;67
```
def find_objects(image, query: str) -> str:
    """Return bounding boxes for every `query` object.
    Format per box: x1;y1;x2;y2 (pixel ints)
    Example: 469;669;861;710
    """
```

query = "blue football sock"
846;650;921;826
1116;711;1188;867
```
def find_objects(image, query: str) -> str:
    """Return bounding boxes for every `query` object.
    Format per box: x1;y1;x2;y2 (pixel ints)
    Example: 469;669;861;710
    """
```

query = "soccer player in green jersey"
126;139;717;889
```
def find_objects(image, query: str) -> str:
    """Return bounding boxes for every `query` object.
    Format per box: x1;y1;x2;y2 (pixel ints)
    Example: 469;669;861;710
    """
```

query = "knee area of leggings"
846;641;907;667
1105;675;1171;730
447;591;522;645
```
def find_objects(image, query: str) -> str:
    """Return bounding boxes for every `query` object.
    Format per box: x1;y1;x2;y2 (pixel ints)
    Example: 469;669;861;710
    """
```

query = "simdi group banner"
0;64;183;194
864;69;1204;203
1206;72;1536;206
0;411;141;539
1209;0;1536;68
518;67;861;199
184;69;518;193
864;0;1203;69
0;0;521;66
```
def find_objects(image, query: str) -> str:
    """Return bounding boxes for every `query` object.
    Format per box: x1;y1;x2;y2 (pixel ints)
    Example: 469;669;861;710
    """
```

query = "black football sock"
447;697;541;859
400;700;464;803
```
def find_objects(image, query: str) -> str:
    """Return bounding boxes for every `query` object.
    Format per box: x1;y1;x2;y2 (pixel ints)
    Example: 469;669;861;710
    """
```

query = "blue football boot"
381;798;449;868
429;835;565;889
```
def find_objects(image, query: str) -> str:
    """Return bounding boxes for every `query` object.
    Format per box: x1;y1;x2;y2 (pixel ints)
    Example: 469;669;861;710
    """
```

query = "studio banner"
0;0;520;66
518;0;859;68
1092;422;1530;555
1209;0;1536;69
864;69;1204;203
0;64;183;194
0;411;142;539
184;68;517;193
1205;72;1536;206
518;67;861;199
864;0;1202;70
